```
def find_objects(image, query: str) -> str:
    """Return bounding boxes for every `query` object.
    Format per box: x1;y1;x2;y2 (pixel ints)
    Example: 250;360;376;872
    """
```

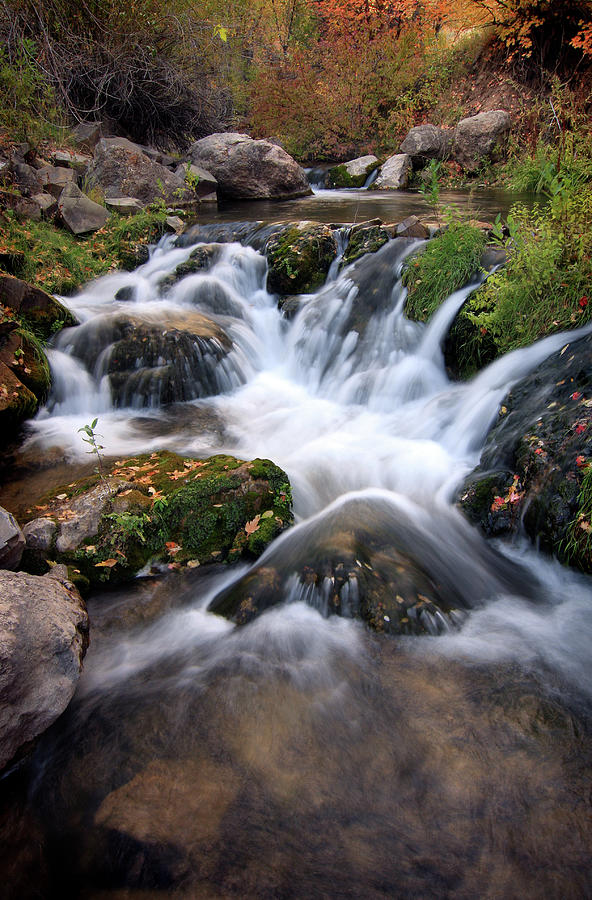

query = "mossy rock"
266;224;337;295
0;274;76;339
342;224;390;266
159;244;221;290
456;331;592;571
327;164;367;189
21;451;293;590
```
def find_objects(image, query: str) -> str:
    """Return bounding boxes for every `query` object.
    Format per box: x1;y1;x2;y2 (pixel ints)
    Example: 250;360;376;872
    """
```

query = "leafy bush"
0;38;59;143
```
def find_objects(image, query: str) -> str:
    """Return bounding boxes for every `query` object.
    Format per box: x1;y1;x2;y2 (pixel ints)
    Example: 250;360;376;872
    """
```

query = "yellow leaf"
95;558;118;568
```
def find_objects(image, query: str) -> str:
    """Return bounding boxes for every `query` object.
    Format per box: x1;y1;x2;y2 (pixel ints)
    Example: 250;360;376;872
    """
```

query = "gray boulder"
51;150;92;173
400;124;451;167
0;507;25;570
105;197;144;216
451;110;511;173
13;163;43;197
71;121;102;150
58;182;110;235
38;165;76;199
0;566;88;770
174;163;218;201
373;154;412;190
87;137;195;206
31;192;58;219
188;133;311;200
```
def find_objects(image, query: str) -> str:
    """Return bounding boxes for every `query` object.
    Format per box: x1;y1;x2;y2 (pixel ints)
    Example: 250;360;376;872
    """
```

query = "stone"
105;197;144;216
13;163;43;197
342;222;390;266
51;150;91;173
23;517;57;553
30;192;58;219
373;154;412;190
87;137;195;206
174;163;218;200
165;215;184;233
37;165;76;199
266;223;338;295
188;132;311;200
0;274;76;338
400;124;451;167
328;155;378;188
14;198;42;221
395;215;430;239
456;332;592;571
0;568;88;770
23;452;293;589
0;507;25;570
58;182;110;235
71;121;102;150
451;110;511;173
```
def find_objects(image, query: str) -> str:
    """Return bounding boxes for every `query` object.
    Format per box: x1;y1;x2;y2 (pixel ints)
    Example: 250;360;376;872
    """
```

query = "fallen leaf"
261;510;273;519
95;558;118;568
245;515;260;535
56;493;68;501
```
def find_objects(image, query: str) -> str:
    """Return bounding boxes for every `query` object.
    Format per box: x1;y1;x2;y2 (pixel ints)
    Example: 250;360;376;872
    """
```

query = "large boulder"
373;154;412;190
266;223;338;294
188;133;312;200
328;155;378;188
451;110;511;173
0;566;88;770
37;164;76;199
174;163;218;201
87;137;195;206
456;332;592;570
58;182;110;235
22;452;293;589
400;124;451;168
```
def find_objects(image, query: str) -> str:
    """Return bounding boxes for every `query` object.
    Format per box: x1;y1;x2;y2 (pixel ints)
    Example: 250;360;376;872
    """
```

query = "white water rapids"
23;231;592;694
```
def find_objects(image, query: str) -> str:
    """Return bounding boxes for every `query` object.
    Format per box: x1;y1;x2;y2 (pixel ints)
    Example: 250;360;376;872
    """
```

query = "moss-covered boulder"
456;332;592;571
21;451;293;590
342;221;390;266
328;155;378;188
0;306;52;438
159;244;221;290
266;223;337;295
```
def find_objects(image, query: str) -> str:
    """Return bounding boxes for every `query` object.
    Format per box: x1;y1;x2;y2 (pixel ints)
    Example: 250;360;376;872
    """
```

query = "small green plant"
78;418;109;487
183;164;200;192
419;159;442;221
562;464;592;571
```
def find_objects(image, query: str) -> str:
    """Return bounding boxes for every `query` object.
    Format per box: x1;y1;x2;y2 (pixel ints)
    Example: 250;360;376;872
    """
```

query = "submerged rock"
209;494;533;634
0;566;88;771
266;223;338;295
457;332;592;570
188;133;312;200
22;452;293;589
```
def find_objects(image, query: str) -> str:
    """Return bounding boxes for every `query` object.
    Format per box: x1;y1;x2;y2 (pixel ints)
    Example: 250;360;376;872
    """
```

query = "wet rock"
160;244;221;289
373;154;412;190
342;222;390;266
400;124;451;167
0;506;25;570
456;332;592;570
451;110;511;173
210;494;532;634
0;567;88;770
22;452;293;589
328;155;378;188
87;137;195;206
69;310;233;407
0;363;38;434
266;223;337;295
58;182;110;235
188;132;311;201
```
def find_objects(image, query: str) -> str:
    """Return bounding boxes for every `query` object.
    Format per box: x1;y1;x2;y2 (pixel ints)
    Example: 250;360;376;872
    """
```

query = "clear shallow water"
206;186;532;226
1;221;592;898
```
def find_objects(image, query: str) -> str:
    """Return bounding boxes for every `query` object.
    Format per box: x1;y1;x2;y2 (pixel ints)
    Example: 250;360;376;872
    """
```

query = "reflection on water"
209;187;533;226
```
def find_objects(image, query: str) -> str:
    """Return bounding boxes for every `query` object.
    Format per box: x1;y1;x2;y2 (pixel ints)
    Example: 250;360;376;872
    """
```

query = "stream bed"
1;196;591;899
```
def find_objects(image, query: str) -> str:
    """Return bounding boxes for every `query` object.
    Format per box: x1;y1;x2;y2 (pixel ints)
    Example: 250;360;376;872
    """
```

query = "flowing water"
2;223;592;899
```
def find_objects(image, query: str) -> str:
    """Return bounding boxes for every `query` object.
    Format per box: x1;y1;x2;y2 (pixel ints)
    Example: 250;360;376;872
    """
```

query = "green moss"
343;226;389;266
266;225;337;295
328;165;367;189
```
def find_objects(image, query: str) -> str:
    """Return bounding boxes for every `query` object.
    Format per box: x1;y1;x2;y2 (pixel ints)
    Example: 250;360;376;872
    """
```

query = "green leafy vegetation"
403;221;487;322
